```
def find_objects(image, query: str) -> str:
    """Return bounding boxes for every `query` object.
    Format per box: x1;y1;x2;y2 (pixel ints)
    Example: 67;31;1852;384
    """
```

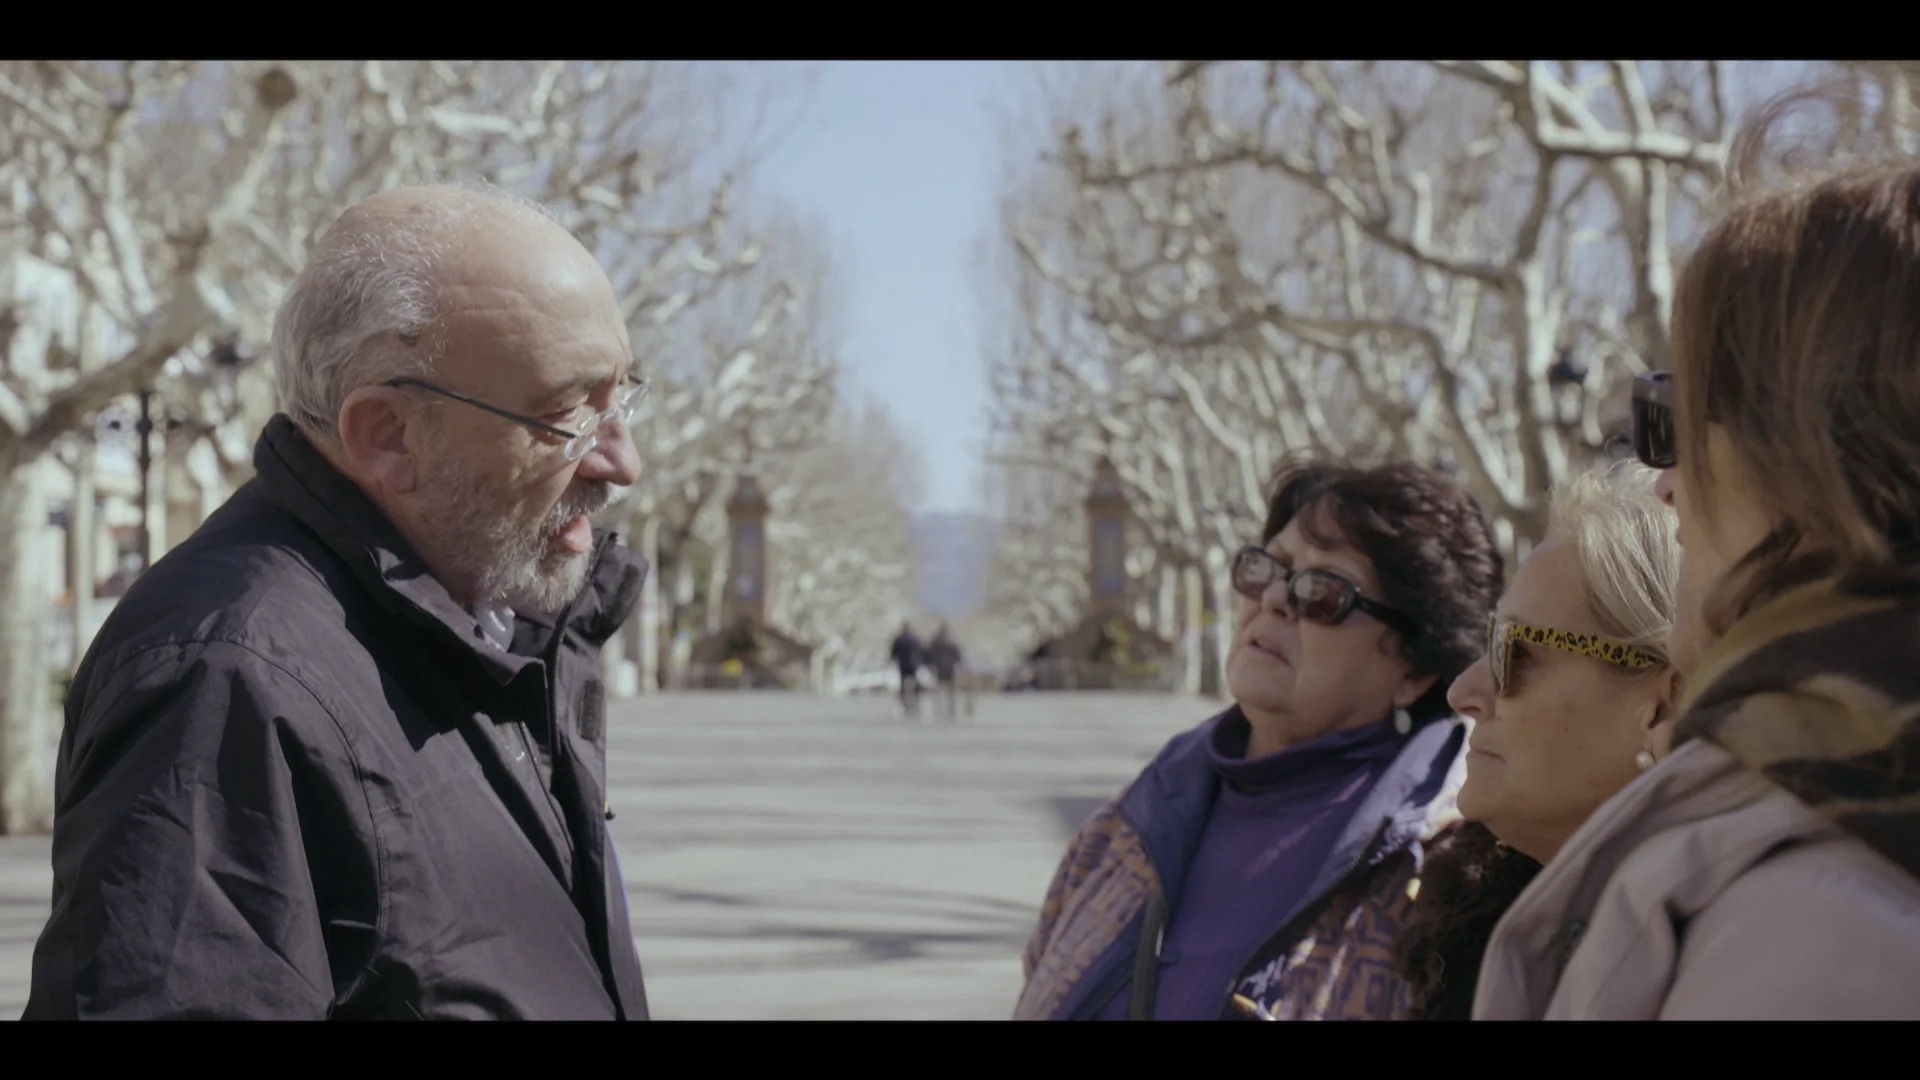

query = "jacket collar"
252;414;645;680
1120;706;1467;914
1470;738;1819;1019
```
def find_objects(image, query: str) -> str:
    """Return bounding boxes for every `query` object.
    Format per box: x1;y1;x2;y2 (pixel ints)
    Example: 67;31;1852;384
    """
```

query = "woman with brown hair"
1472;87;1920;1020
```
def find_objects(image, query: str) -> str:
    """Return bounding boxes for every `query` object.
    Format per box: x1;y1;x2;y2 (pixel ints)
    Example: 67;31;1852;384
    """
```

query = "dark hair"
1263;455;1505;725
1392;822;1542;1020
1673;80;1920;634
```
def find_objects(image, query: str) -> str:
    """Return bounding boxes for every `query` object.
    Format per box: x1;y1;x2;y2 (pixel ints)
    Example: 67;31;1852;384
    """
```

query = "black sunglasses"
1630;371;1675;469
1230;546;1419;638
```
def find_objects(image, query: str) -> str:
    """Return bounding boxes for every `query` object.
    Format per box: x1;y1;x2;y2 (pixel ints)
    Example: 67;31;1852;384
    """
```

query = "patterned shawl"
1672;567;1920;883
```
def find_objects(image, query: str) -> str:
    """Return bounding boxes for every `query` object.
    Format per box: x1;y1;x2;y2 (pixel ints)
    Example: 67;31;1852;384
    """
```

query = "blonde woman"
1393;462;1681;1019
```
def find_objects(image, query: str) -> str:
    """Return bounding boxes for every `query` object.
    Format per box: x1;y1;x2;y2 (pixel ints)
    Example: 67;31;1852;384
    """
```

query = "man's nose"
577;419;641;487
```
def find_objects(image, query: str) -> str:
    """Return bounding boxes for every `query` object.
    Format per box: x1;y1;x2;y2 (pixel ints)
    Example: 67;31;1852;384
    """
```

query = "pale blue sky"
733;60;1018;515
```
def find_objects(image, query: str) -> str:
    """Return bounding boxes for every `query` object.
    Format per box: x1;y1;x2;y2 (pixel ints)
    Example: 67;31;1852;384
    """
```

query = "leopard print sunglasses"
1486;613;1663;696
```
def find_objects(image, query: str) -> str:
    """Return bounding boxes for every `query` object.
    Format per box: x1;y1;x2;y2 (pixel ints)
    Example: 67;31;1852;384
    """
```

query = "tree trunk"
68;442;96;676
669;558;695;686
1181;563;1204;696
185;438;227;537
1156;565;1177;642
1886;65;1918;155
1199;547;1228;700
1;460;57;834
142;419;167;569
636;515;660;695
704;548;726;636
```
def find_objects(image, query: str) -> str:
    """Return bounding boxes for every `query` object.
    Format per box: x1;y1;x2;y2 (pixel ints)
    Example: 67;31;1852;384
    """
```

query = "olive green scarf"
1673;569;1920;882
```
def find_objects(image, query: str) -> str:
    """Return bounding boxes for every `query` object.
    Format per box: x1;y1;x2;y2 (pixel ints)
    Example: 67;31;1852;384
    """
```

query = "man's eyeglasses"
1486;613;1662;697
1630;371;1675;469
386;377;649;462
1230;545;1419;638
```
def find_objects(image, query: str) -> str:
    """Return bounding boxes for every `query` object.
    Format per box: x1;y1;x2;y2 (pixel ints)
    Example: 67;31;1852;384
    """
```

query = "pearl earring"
1635;749;1656;771
1393;708;1412;735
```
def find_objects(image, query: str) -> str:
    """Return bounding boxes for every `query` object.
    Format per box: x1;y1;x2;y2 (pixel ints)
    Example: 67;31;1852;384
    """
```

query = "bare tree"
609;202;840;691
977;455;1088;655
0;60;803;832
988;63;1858;579
0;61;303;834
978;62;1885;698
981;66;1270;691
762;401;923;675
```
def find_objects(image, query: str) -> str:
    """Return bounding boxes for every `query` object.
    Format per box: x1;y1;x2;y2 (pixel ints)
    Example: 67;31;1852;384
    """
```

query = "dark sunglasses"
1231;545;1419;638
1630;371;1675;469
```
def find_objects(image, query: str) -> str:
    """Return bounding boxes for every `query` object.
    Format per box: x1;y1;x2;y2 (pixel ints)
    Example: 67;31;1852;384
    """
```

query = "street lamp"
131;334;258;574
134;387;156;569
1548;346;1589;431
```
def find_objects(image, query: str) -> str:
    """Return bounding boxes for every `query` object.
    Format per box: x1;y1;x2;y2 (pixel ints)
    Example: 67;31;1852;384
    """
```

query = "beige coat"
1473;738;1920;1020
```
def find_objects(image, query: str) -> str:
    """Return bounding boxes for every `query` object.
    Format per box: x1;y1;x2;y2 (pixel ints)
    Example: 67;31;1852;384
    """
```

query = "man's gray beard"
413;455;615;615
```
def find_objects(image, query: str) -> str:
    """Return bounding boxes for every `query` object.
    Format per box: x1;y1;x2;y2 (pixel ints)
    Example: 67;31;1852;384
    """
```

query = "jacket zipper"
1214;813;1395;1020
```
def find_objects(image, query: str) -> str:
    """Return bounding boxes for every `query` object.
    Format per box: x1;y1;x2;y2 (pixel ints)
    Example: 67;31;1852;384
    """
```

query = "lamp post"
134;387;156;571
131;334;256;575
1548;347;1589;431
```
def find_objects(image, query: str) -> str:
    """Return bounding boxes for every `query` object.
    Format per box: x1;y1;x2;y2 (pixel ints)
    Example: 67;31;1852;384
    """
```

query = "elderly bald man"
24;184;652;1020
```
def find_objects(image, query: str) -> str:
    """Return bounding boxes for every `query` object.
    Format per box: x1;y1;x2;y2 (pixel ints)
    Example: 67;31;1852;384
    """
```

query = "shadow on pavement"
630;886;761;908
637;922;1032;975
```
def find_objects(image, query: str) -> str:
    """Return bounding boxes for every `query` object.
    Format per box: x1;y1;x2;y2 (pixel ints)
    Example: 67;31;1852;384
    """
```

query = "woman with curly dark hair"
1393;462;1680;1019
1015;455;1502;1021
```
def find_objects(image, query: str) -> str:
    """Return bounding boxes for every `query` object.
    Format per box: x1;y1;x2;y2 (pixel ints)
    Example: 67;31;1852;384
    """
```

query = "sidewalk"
0;689;1206;1019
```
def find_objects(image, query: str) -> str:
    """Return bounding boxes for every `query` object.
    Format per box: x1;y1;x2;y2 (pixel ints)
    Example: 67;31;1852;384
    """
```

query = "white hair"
1546;459;1681;666
271;180;563;439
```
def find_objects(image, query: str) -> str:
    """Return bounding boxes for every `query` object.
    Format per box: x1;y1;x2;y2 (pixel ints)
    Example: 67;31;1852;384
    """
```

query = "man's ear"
336;386;422;496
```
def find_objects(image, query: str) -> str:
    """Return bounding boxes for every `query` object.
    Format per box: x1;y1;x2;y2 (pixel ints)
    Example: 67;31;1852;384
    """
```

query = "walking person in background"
1015;457;1502;1021
925;623;964;722
1472;85;1920;1020
890;621;924;719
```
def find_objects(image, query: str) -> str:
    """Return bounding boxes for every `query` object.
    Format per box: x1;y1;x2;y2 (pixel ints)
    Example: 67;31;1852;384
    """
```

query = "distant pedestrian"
925;624;965;722
889;621;924;718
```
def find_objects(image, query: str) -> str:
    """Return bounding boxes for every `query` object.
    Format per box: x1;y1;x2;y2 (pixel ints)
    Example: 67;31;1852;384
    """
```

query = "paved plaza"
0;690;1208;1020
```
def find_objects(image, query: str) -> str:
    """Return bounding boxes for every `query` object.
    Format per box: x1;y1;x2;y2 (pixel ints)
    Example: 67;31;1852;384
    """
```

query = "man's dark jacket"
22;415;650;1020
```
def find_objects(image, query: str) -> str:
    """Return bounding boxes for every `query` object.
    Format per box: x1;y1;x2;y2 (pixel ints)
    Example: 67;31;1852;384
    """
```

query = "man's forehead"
429;249;630;400
525;356;636;401
434;308;627;385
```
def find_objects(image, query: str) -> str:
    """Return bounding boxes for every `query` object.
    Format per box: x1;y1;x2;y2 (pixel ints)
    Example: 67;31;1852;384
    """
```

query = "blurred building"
6;252;232;672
